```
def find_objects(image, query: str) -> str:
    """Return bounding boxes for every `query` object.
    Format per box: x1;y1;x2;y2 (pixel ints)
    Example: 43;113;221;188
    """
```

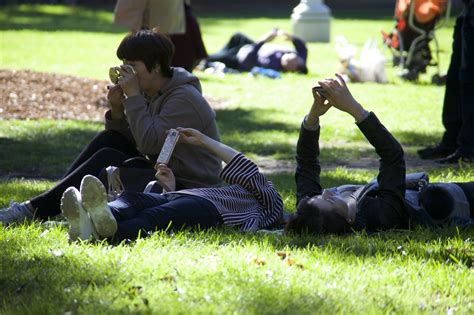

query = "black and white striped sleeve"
220;153;284;225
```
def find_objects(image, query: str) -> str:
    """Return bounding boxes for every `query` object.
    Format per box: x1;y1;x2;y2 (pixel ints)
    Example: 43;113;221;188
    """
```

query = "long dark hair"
285;196;351;234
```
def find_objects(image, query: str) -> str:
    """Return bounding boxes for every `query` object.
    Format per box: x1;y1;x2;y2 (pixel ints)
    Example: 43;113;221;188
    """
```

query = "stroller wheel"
431;74;446;86
400;69;418;81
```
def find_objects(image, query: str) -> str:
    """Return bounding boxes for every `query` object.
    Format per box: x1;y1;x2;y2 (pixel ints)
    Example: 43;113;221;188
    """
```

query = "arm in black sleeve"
291;36;308;62
295;121;323;206
356;112;407;230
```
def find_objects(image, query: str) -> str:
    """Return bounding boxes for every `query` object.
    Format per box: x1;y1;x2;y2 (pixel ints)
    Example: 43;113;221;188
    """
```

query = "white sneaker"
80;175;117;238
0;201;34;224
60;187;98;241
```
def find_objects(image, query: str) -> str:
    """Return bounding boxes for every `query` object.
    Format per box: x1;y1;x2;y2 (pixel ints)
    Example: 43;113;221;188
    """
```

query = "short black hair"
419;185;455;220
116;27;175;77
285;196;350;234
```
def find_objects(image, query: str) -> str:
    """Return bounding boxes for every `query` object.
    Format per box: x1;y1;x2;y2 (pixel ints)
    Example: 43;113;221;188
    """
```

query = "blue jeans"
108;192;223;242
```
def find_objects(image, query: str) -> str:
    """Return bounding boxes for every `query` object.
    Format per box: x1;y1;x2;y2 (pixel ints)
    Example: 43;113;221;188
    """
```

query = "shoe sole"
61;187;81;241
61;187;98;241
80;175;117;237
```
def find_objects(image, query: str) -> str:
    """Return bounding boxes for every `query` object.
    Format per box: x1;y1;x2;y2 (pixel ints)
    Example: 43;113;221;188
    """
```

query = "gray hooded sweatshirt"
105;67;222;189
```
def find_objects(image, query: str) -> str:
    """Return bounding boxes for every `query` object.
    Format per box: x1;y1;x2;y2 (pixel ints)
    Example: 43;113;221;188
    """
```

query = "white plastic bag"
335;36;387;83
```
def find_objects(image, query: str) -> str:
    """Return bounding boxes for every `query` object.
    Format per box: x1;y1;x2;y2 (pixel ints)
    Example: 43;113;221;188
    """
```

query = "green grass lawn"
0;4;473;314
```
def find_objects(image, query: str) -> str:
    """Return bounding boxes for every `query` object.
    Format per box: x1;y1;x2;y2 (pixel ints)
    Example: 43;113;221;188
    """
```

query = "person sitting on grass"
203;28;308;74
60;127;284;242
0;28;222;225
285;74;474;234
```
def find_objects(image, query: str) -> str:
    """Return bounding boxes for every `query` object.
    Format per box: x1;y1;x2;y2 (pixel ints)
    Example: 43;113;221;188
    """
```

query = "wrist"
348;102;366;121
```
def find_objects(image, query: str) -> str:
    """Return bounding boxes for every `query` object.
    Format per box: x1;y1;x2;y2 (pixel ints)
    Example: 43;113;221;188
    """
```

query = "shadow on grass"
0;3;398;34
346;129;443;147
0;5;125;33
0;128;98;178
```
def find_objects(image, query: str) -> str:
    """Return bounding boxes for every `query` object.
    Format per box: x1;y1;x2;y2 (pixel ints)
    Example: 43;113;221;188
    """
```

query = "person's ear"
153;64;161;75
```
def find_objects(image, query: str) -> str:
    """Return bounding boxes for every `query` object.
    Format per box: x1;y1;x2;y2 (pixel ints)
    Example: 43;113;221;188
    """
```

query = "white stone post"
291;0;332;43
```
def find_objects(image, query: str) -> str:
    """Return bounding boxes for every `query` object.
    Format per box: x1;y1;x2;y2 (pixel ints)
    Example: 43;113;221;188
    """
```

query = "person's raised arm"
295;84;332;204
318;74;406;229
176;127;238;164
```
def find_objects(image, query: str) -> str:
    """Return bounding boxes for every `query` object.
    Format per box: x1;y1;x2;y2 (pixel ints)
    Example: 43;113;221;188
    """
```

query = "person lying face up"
60;128;284;243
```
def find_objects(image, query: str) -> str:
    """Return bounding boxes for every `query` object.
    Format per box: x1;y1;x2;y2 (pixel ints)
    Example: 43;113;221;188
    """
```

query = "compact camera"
312;85;328;100
156;129;180;165
109;64;135;84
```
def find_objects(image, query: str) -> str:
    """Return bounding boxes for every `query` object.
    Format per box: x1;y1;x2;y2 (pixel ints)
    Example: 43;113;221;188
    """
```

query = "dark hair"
419;185;455;220
116;27;175;77
285;197;350;234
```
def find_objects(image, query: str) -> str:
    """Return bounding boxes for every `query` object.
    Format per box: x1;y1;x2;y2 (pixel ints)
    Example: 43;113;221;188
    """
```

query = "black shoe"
436;151;474;164
417;145;456;160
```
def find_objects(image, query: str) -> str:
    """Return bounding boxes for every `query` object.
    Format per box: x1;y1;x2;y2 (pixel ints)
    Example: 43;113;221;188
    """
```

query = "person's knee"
90;148;127;165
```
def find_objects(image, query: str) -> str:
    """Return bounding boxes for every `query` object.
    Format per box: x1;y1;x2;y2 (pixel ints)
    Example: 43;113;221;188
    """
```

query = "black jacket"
295;112;409;231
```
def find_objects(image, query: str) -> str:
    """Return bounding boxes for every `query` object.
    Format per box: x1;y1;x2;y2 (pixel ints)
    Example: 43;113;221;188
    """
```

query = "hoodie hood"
160;67;202;95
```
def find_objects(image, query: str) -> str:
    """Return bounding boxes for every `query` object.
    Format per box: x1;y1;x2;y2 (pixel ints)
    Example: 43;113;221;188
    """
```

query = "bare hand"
277;29;292;40
106;84;125;119
117;65;140;97
309;85;332;119
318;73;365;119
176;127;205;146
262;28;279;42
154;163;176;192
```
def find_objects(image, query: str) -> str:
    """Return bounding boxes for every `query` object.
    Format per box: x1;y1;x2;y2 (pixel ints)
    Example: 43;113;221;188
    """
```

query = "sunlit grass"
0;4;473;314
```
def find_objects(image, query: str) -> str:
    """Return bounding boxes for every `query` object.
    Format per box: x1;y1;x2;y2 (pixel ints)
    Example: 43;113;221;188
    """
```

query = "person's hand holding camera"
306;84;332;126
176;127;206;147
154;163;176;192
107;84;125;119
116;65;140;98
318;73;367;122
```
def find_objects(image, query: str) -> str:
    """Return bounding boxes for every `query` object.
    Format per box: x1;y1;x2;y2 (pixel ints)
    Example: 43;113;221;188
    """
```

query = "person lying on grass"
0;28;223;225
60;128;284;242
285;74;474;234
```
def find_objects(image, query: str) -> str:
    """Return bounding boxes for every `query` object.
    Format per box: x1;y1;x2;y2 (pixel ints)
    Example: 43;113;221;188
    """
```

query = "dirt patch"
0;69;229;121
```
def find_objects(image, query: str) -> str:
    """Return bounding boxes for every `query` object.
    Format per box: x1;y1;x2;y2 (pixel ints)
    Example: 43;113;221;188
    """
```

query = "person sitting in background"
60;128;283;243
285;74;473;234
203;28;308;74
0;28;222;225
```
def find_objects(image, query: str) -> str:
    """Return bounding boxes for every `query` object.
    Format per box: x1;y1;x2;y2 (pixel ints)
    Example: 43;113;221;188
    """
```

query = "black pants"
440;5;474;155
206;32;254;70
30;130;145;220
109;192;223;242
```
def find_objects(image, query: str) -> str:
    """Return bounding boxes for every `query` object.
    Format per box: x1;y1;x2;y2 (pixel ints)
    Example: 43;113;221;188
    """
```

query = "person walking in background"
418;0;474;163
203;28;308;74
114;0;208;72
0;28;222;225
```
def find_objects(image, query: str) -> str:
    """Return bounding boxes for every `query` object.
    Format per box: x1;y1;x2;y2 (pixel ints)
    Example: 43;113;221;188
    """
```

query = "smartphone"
156;129;180;165
312;85;327;99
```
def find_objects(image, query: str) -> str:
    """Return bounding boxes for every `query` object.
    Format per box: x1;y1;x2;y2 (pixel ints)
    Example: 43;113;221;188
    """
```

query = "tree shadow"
0;5;126;33
0;128;98;178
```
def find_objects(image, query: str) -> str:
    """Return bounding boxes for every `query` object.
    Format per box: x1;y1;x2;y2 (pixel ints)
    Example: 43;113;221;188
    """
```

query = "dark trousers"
170;5;208;72
441;4;474;155
206;32;254;70
30;130;144;219
108;192;223;242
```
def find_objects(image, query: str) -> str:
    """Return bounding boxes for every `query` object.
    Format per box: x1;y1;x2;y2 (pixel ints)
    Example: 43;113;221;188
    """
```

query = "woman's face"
307;189;352;223
123;59;160;93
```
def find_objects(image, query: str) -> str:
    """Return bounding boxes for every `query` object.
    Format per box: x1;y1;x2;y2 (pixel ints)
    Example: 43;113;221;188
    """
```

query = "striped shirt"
164;153;284;231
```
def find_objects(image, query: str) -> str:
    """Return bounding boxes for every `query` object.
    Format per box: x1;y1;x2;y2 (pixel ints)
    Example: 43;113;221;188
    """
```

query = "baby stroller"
382;0;451;83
